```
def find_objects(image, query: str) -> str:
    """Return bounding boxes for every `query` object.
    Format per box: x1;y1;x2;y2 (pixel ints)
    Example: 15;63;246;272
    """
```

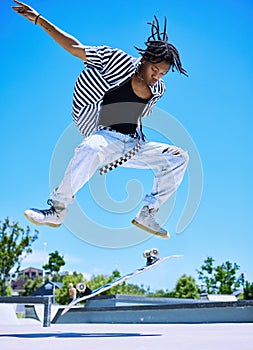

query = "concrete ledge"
0;296;53;327
85;294;196;308
53;300;253;324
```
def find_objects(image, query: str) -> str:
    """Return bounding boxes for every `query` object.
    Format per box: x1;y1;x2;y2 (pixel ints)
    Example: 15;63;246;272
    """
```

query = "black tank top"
99;79;150;135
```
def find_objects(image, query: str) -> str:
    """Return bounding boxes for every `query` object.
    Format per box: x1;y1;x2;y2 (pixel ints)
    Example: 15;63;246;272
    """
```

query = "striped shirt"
72;45;166;136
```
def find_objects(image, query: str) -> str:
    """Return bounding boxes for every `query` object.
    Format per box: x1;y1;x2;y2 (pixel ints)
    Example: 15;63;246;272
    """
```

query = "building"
18;267;43;279
11;267;44;294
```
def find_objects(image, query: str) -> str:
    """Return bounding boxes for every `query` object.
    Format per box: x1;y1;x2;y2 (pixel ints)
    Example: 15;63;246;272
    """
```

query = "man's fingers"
12;6;25;14
12;6;24;10
13;0;29;10
12;6;23;14
14;0;26;6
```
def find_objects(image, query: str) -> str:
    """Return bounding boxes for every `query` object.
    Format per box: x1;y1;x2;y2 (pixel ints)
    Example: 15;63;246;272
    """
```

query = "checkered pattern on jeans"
99;139;141;175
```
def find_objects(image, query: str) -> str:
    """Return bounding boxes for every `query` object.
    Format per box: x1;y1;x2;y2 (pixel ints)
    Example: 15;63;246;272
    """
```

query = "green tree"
244;281;253;300
110;281;146;296
197;257;216;294
43;250;65;281
0;218;38;296
215;261;241;294
88;269;146;296
197;257;242;295
172;274;199;299
91;269;144;296
19;276;44;296
146;289;173;298
55;272;85;305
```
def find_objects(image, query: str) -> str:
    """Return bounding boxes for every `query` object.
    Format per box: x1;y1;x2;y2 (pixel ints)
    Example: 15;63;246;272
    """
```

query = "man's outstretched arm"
12;0;87;61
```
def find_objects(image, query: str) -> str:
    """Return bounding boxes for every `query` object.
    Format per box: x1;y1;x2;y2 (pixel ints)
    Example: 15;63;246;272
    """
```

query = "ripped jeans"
51;128;189;210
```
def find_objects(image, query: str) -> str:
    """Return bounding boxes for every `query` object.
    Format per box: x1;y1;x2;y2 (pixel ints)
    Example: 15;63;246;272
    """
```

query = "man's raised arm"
12;0;87;61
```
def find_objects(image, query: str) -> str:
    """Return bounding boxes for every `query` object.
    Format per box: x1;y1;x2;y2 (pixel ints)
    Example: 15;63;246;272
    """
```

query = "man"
68;283;76;303
12;0;189;238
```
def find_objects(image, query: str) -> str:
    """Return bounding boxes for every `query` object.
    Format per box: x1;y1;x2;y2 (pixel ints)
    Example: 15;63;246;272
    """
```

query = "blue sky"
1;0;252;291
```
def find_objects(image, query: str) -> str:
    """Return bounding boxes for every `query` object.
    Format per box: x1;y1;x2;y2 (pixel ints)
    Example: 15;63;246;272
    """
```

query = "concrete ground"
0;320;253;350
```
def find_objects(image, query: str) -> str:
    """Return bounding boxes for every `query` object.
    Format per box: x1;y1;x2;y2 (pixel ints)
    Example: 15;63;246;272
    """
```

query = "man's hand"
12;0;40;24
12;0;87;61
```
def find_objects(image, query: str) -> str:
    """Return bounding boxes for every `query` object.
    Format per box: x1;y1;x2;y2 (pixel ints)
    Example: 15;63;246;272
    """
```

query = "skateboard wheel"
143;249;151;258
150;248;159;257
76;282;86;292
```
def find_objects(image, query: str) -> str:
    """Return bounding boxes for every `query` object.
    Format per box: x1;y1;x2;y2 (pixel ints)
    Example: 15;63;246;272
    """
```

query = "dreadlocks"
135;16;188;77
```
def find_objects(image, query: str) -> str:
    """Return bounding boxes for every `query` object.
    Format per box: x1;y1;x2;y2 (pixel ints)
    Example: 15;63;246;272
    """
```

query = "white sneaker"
24;200;67;228
132;206;170;239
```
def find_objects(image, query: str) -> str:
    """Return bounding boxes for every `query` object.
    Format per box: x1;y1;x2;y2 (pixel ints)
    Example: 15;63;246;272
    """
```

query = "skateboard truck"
76;282;92;296
143;248;159;266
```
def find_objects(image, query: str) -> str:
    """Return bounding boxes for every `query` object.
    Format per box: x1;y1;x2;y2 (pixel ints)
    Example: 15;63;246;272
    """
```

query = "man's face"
139;60;171;86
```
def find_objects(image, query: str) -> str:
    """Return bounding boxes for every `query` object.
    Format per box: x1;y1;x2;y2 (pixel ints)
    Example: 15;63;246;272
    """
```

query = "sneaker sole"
131;219;170;239
24;212;61;228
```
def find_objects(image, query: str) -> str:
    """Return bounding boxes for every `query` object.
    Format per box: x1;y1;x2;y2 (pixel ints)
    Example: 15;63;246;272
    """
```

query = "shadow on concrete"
0;332;161;339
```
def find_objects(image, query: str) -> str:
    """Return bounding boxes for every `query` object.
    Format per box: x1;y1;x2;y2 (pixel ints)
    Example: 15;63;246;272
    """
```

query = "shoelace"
147;207;161;226
40;199;56;216
144;206;158;218
144;208;154;218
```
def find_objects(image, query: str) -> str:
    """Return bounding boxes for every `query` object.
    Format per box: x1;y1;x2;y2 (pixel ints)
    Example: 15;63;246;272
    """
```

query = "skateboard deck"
61;253;182;316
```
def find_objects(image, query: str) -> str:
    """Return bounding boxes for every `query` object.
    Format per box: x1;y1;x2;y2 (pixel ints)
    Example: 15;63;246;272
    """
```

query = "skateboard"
61;248;182;316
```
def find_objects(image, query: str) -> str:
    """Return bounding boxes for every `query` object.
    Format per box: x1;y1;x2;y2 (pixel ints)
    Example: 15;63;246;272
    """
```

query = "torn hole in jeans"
162;147;181;156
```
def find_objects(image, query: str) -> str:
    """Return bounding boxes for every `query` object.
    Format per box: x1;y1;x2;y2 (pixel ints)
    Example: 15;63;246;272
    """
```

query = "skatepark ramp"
0;304;19;325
